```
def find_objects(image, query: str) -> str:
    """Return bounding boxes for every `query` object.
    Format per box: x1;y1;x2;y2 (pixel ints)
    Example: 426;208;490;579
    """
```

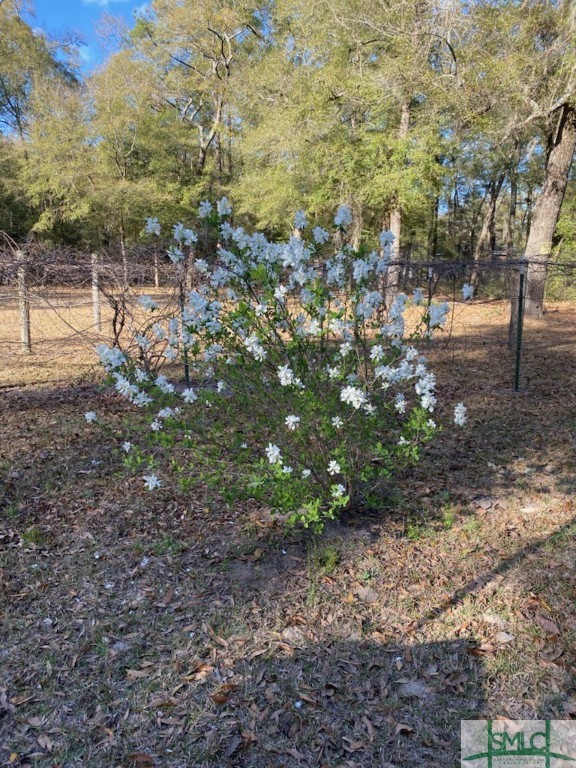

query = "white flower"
217;381;226;394
254;302;267;317
397;436;410;446
427;418;436;429
395;394;406;414
281;465;293;474
122;441;132;453
135;334;151;350
133;392;152;407
180;387;198;405
356;290;383;319
265;443;282;464
370;345;385;363
113;374;138;399
285;414;300;431
294;210;307;230
312;226;329;244
331;484;346;498
326;365;341;380
138;294;159;311
339;342;353;357
327;460;341;475
274;285;288;302
165;347;178;363
353;258;371;282
412;288;425;305
454;402;467;427
199;200;212;218
379;230;395;249
301;468;311;479
428;302;449;329
167;246;185;264
217;196;232;216
172;222;185;241
145;217;161;236
220;222;234;240
183;228;198;245
151;420;162;431
244;334;267;362
155;375;175;394
96;344;126;370
278;364;296;386
143;474;161;490
462;283;474;301
157;407;176;419
340;385;368;410
84;411;97;423
307;319;321;336
331;416;343;429
194;259;209;273
334;204;353;228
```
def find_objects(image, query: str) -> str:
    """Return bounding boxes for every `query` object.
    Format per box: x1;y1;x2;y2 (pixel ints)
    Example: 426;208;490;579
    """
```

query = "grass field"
1;295;575;767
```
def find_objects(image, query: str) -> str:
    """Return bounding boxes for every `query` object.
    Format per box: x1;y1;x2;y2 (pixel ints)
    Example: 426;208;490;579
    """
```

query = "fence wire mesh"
0;244;574;393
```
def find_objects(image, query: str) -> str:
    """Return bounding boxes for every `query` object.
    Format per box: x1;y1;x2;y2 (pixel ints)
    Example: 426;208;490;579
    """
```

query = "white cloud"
78;46;94;63
134;2;150;16
82;0;131;7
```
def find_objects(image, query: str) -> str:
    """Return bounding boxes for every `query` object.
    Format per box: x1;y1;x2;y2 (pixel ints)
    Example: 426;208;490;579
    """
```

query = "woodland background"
0;0;575;316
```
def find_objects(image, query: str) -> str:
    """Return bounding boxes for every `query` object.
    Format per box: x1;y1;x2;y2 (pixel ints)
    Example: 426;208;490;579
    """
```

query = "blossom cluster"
95;201;467;530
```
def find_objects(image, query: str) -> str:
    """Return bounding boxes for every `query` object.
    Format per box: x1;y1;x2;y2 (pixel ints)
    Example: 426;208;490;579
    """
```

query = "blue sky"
27;0;150;72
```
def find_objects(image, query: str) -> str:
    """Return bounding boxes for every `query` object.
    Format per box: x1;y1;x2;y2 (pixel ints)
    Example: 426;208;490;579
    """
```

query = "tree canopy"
0;0;574;296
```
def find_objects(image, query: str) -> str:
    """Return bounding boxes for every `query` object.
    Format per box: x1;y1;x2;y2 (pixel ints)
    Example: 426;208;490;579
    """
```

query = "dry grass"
0;287;178;389
1;297;576;767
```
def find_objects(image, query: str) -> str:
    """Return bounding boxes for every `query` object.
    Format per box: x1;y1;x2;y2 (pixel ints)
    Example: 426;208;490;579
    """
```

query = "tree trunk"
428;194;439;258
154;253;160;289
470;174;505;288
91;252;102;334
502;143;520;259
385;100;410;309
524;104;576;317
120;217;128;288
504;166;518;258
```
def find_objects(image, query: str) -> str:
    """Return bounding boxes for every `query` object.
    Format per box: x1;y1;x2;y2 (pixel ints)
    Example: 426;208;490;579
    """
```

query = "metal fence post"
91;252;102;333
17;249;32;354
514;260;526;392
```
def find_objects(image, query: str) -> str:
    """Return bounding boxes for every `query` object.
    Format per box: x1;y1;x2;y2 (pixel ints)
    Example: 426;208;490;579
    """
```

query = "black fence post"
514;260;526;392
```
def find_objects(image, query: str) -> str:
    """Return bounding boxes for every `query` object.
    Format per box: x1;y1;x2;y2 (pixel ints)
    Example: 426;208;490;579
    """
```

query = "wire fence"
0;243;574;392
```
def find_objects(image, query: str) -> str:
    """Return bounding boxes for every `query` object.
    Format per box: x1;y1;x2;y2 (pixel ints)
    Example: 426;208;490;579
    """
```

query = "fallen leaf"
37;735;53;751
127;753;155;766
155;588;174;608
533;614;560;635
210;685;236;706
126;668;152;680
224;735;243;759
10;693;36;706
397;680;433;699
495;631;516;644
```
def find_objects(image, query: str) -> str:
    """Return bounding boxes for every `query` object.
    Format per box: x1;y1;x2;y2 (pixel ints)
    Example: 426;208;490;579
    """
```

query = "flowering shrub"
96;202;466;531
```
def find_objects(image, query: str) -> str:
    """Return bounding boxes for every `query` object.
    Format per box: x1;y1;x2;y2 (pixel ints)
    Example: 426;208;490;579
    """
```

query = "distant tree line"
0;0;575;315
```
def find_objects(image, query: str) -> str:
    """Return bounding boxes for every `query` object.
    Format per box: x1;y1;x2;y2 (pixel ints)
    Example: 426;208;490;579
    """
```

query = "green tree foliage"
1;0;575;295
